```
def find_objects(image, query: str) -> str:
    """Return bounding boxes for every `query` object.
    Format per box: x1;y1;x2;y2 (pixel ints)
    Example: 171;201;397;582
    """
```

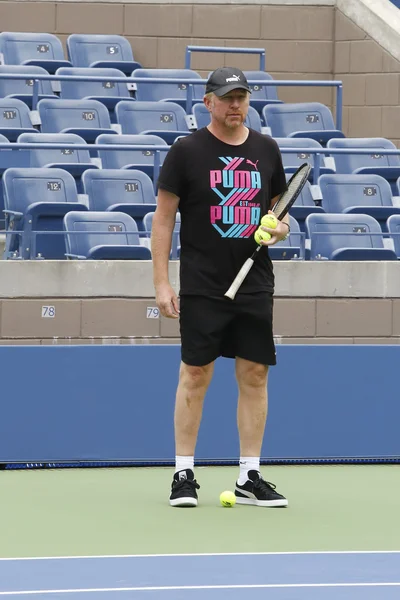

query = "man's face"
205;89;250;129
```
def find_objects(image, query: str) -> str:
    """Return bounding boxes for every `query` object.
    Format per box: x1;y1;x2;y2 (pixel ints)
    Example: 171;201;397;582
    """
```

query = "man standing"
152;67;290;508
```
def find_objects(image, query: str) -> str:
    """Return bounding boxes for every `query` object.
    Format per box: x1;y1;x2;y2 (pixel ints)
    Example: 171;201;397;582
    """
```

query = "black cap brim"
211;83;251;97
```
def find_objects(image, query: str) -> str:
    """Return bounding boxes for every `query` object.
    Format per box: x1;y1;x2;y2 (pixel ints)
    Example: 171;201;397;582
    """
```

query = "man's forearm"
151;216;174;287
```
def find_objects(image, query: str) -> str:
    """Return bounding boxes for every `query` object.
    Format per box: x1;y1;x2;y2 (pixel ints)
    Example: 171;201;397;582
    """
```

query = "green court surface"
1;465;399;558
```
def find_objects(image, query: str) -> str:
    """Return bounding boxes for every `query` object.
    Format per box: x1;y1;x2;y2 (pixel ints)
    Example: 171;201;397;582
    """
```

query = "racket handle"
224;258;255;300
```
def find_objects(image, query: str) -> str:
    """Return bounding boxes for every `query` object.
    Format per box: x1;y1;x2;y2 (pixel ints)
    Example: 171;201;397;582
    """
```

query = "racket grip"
224;258;255;300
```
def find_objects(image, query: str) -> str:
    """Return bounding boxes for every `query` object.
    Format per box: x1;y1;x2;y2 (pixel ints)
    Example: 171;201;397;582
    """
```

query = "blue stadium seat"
0;98;36;141
0;65;56;109
192;103;262;132
397;176;400;195
0;133;11;228
133;68;204;109
57;67;134;120
17;132;98;192
274;137;335;177
82;169;156;229
95;134;168;181
305;213;397;261
319;174;400;231
268;215;302;260
66;34;141;75
327;138;400;195
0;32;71;74
387;215;400;259
3;167;87;259
63;211;151;259
243;70;281;114
143;210;181;257
263;103;345;145
38;98;117;143
115;100;190;144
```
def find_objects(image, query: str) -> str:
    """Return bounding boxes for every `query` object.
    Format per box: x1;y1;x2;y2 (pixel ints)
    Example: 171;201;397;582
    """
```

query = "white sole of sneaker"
169;497;198;507
235;497;288;508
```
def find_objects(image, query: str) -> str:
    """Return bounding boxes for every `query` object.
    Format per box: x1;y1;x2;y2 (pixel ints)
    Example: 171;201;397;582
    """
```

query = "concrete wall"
0;261;399;345
335;1;400;144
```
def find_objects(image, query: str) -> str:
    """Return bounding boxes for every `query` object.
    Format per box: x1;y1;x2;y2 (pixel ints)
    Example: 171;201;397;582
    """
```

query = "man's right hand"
155;283;180;319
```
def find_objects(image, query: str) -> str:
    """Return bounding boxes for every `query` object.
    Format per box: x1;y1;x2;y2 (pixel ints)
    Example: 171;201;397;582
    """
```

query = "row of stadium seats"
0;32;142;75
0;84;341;144
0;130;398;190
0;54;279;113
2;167;400;261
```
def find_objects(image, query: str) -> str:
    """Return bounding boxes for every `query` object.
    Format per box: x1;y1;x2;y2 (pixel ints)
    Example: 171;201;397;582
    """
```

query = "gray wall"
0;261;399;345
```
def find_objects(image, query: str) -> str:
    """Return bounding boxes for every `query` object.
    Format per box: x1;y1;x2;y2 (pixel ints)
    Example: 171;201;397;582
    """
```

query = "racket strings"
273;165;310;219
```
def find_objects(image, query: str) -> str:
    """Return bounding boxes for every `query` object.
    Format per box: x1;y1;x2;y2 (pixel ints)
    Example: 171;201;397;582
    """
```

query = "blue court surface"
0;551;399;598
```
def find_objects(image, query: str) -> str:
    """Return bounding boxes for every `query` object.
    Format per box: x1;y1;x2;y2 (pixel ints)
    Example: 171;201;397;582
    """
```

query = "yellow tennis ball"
220;490;236;508
254;228;271;244
261;214;278;229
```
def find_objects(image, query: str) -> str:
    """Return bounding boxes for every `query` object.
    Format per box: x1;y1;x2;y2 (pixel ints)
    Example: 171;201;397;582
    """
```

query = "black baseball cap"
205;67;251;97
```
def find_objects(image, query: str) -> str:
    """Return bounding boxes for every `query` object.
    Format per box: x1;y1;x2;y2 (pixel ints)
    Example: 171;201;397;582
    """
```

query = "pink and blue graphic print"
210;156;261;238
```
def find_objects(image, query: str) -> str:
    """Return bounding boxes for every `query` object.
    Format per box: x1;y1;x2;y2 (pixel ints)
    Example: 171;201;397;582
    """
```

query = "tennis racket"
224;163;311;300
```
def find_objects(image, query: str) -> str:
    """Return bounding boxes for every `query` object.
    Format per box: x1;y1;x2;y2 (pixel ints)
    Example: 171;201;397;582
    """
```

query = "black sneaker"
235;470;288;507
169;469;200;507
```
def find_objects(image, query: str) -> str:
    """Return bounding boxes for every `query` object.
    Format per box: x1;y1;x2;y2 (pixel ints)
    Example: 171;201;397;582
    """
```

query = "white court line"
0;583;400;595
0;550;400;561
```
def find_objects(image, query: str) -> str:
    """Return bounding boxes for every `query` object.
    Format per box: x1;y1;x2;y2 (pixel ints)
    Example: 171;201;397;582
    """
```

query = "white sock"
238;457;260;485
175;455;194;474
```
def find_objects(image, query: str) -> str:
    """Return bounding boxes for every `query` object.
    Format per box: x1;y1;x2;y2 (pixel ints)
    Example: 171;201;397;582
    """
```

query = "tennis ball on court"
261;214;278;229
254;227;271;244
220;490;236;508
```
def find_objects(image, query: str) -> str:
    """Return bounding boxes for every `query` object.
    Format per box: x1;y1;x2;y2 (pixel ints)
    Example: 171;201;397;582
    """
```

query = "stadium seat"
82;169;156;229
397;177;400;196
0;133;11;228
38;98;117;143
0;98;36;141
305;213;397;261
263;103;345;145
319;174;400;231
286;176;325;231
327;138;400;195
243;70;281;114
57;67;134;120
143;210;181;258
192;103;262;132
0;32;71;73
17;132;98;192
63;211;151;259
387;215;400;259
0;65;56;109
115;100;190;144
66;34;141;75
133;68;205;109
268;215;302;260
274;137;335;178
3;167;87;259
95;133;168;182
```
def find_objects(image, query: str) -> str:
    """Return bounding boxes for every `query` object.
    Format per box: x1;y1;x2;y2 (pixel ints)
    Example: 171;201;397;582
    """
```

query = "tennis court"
1;465;399;598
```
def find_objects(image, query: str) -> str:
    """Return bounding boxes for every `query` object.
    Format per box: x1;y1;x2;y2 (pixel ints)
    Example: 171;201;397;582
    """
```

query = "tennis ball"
254;228;271;244
261;214;278;229
220;490;236;508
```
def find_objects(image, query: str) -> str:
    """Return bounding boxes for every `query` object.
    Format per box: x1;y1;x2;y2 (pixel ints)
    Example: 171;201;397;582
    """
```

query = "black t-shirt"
157;127;287;295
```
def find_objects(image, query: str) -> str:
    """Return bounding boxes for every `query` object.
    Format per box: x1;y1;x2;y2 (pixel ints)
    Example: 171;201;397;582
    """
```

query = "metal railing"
185;45;267;71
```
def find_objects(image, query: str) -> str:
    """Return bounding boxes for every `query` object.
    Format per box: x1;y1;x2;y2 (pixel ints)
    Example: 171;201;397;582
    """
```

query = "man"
152;67;290;508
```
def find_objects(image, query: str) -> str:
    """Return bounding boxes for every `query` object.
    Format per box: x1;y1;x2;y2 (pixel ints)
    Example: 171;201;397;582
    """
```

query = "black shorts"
179;293;276;367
